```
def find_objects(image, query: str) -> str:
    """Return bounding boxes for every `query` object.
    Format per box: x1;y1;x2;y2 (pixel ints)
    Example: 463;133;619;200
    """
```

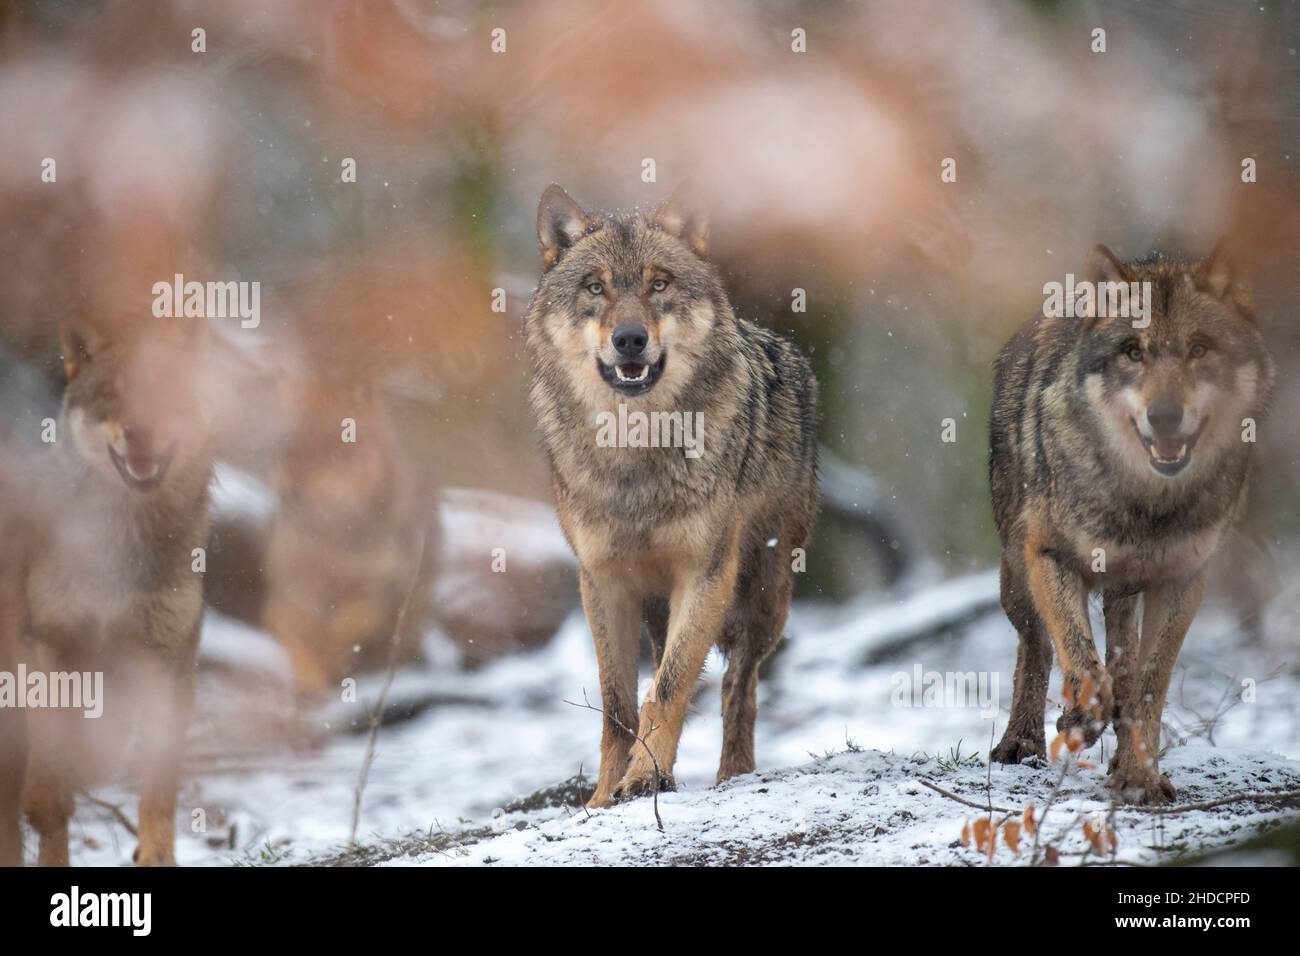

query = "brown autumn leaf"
1002;820;1022;855
1023;804;1037;836
1082;820;1107;855
1044;845;1060;866
1066;728;1085;753
1049;732;1066;762
972;817;992;854
961;820;971;848
1076;759;1096;770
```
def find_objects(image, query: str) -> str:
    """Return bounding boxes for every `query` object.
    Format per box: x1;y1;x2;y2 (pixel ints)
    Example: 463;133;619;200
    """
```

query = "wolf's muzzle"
108;436;177;493
597;351;667;396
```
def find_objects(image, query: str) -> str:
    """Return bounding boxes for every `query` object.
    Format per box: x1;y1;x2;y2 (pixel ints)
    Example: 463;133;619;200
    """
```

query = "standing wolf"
0;315;212;865
526;184;819;807
989;244;1273;804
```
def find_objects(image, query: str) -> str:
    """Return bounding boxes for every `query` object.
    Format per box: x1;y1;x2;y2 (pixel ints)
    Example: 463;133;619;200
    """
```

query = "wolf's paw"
715;759;756;786
1107;765;1176;805
991;733;1046;765
132;845;176;867
585;789;617;810
613;765;676;802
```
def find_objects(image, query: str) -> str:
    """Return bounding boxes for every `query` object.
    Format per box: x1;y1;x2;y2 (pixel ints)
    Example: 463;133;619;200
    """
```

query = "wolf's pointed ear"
651;183;709;258
1193;240;1254;318
537;184;589;271
1083;244;1133;285
59;320;108;382
1077;245;1133;324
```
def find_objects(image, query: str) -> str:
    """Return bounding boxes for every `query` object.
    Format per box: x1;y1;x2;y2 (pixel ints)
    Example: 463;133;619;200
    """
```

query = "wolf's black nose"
612;324;648;357
1147;398;1184;436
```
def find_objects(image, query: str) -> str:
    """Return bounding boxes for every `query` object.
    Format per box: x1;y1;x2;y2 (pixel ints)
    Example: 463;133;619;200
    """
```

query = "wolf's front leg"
0;706;24;866
578;571;641;808
21;638;89;867
130;638;197;866
992;552;1053;764
617;545;740;800
1102;588;1140;722
1023;539;1112;745
1108;570;1205;805
0;579;27;866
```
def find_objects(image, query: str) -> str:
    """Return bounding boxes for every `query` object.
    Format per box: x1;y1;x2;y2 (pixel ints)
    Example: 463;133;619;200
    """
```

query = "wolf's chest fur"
1043;450;1247;588
1055;506;1229;589
25;467;209;652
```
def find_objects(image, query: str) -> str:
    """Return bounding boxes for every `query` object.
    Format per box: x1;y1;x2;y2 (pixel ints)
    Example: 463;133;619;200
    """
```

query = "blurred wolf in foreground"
989;244;1272;804
0;316;212;865
526;184;819;807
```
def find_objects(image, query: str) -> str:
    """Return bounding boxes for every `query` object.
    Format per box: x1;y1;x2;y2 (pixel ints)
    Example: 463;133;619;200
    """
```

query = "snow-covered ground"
39;562;1300;867
404;746;1300;867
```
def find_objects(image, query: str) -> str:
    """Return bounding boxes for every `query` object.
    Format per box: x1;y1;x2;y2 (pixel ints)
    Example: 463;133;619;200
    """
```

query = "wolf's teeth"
1177;444;1187;460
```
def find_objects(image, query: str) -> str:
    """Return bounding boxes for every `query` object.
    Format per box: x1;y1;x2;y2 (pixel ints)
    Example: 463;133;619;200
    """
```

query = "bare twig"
917;778;1015;815
350;530;427;844
564;691;665;832
80;790;139;838
1128;790;1300;815
1030;753;1074;865
985;721;995;815
575;763;591;820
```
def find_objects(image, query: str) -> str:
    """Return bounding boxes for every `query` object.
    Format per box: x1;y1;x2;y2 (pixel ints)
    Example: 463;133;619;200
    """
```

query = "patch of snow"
40;569;1300;866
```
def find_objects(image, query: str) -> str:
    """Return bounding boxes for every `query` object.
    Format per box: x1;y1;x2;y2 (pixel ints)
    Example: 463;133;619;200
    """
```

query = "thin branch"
1128;790;1300;815
575;763;591;820
564;692;665;832
80;790;139;838
350;530;427;844
1030;754;1074;866
917;778;1015;815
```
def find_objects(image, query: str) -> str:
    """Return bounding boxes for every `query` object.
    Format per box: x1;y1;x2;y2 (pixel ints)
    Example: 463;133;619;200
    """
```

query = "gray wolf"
0;315;213;864
989;243;1273;804
525;184;819;807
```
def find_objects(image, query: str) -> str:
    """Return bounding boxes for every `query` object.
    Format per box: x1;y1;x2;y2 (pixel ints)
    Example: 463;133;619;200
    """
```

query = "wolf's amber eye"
1189;343;1208;359
1126;345;1144;363
651;278;669;293
586;282;603;296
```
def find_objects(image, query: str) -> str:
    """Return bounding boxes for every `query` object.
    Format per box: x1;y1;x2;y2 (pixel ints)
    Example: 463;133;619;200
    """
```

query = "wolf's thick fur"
0;317;212;865
989;244;1273;803
526;185;819;806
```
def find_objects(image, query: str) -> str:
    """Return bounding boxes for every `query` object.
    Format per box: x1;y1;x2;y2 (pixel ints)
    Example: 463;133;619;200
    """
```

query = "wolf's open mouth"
1131;418;1205;477
598;353;667;395
108;442;176;493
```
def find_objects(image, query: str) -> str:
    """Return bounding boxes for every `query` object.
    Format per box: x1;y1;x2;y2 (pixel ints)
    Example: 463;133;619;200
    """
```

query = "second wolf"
989;244;1272;803
0;315;212;865
526;184;819;807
